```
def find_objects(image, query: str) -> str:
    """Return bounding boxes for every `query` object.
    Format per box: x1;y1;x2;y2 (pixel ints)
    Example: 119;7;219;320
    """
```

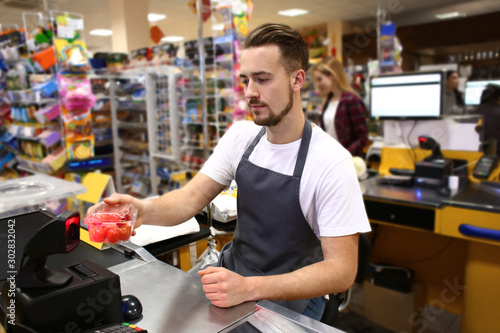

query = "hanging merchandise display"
379;22;402;74
231;0;253;39
217;0;253;122
58;74;95;159
51;11;96;161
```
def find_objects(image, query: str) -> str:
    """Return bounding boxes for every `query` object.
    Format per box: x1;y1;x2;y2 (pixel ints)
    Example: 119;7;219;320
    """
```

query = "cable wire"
372;238;455;264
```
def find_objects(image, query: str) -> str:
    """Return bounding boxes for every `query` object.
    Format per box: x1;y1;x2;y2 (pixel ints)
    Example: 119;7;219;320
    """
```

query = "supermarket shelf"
122;171;150;182
118;123;148;130
120;156;150;164
151;152;177;161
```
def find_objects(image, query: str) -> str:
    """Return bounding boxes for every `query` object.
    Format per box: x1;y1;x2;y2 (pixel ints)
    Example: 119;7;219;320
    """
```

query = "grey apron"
218;118;324;313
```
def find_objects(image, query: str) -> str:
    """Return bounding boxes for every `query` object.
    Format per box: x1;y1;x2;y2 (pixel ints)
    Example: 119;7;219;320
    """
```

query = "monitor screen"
464;79;500;105
370;72;443;119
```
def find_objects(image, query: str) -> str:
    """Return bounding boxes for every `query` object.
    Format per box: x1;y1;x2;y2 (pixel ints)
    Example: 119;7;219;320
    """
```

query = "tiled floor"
334;284;462;333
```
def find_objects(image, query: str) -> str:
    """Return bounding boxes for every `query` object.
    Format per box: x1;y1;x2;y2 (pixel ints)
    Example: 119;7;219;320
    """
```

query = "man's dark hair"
244;23;309;74
480;84;500;104
445;70;464;106
446;70;458;80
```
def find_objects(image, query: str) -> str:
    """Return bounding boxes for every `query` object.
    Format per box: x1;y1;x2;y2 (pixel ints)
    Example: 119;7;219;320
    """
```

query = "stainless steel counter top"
109;260;256;333
220;300;344;333
361;176;500;214
361;176;446;208
443;181;500;213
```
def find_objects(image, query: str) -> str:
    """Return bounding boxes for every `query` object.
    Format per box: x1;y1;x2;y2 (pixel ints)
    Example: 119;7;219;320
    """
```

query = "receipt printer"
414;159;453;187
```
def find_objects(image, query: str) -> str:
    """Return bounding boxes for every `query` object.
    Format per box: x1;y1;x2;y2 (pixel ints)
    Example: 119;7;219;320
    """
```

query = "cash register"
0;207;124;332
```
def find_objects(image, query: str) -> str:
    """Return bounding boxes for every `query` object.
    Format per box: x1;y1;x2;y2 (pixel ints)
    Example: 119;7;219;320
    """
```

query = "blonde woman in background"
311;57;368;157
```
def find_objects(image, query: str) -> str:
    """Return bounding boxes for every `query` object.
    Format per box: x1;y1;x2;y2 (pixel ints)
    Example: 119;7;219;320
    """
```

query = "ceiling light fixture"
161;36;184;42
148;13;167;22
278;8;309;17
436;11;466;20
90;29;112;36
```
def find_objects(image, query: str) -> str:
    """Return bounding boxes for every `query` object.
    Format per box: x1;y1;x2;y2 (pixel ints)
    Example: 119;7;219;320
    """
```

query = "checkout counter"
363;144;500;333
0;205;341;332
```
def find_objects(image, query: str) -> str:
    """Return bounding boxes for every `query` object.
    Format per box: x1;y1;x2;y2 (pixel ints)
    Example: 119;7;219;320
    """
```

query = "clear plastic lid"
84;203;138;244
84;202;138;224
0;174;87;214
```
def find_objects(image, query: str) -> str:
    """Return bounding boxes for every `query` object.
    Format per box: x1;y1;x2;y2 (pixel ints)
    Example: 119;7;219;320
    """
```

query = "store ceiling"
1;0;499;53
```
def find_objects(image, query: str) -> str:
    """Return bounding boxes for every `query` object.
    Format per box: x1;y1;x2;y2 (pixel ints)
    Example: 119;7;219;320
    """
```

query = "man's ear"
291;69;306;92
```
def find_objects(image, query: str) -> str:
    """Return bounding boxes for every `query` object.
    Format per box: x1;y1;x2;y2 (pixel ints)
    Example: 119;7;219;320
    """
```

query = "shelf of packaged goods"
117;101;147;111
10;120;55;129
15;147;66;173
122;171;150;182
91;109;111;114
180;119;224;126
7;97;57;106
151;152;177;162
121;183;132;191
215;54;234;67
217;88;234;97
182;91;216;99
9;124;61;144
181;145;215;151
1;58;33;66
155;146;174;155
117;123;148;130
94;139;114;147
93;93;110;100
119;146;149;153
120;155;150;164
0;153;16;170
181;65;215;72
120;140;149;149
155;114;171;122
91;117;112;127
215;37;234;46
116;95;145;103
218;110;233;116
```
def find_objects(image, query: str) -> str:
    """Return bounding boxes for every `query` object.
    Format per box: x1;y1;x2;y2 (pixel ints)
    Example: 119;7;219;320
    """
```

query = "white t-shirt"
200;120;371;238
323;100;339;140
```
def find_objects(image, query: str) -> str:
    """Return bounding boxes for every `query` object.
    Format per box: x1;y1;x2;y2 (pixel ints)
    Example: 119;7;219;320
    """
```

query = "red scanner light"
65;215;80;252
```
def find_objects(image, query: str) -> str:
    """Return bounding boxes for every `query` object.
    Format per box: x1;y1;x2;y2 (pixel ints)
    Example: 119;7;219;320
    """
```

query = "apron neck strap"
293;118;312;178
242;118;312;179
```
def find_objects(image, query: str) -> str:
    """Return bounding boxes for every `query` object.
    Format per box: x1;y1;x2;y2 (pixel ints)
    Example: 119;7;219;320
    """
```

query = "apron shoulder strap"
293;118;312;178
242;126;266;160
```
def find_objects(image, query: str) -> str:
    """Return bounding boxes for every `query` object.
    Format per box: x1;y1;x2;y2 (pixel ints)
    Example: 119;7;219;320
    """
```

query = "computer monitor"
370;71;444;119
464;79;500;106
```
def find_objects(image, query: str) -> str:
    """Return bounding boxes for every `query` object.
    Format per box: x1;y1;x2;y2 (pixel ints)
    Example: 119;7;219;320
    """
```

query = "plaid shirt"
321;91;368;157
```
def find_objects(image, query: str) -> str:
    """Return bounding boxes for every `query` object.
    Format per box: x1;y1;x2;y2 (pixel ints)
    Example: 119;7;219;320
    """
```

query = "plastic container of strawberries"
84;203;138;244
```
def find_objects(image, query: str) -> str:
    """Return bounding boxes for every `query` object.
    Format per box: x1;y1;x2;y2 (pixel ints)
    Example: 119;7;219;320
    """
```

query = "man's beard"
250;85;294;127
